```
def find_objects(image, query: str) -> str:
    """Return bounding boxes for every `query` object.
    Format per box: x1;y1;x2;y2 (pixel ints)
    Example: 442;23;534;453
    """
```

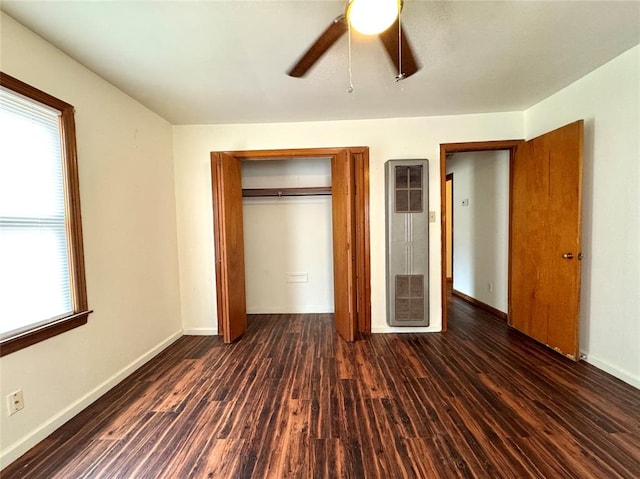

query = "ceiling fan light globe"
348;0;399;35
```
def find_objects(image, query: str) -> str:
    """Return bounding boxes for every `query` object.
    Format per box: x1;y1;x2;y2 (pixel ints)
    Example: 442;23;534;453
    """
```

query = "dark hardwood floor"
3;296;639;478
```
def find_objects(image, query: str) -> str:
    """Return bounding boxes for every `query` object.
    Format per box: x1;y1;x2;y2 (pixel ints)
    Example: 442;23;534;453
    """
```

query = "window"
0;72;90;356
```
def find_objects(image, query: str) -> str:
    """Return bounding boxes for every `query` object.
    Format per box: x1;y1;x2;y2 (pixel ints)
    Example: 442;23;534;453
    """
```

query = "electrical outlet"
7;390;24;415
429;211;436;223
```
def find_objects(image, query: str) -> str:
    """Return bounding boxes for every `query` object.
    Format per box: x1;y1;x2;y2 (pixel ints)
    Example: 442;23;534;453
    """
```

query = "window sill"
0;311;93;357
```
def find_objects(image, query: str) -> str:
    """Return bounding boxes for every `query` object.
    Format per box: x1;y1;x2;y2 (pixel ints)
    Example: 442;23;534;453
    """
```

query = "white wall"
525;45;640;388
0;13;183;467
173;112;524;334
242;159;334;314
446;151;510;313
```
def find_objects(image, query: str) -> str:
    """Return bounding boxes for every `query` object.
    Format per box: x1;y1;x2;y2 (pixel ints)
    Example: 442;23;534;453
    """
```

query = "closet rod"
242;187;332;198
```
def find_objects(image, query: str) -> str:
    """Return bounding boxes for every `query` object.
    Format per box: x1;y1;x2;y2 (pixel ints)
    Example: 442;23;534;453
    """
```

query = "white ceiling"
2;1;639;125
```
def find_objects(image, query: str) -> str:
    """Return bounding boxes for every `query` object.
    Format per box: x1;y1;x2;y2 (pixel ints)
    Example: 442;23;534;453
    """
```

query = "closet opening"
241;157;334;318
211;147;370;343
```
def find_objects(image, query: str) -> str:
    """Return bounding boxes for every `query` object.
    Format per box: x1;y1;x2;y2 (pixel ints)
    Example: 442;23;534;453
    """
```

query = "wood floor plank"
187;438;245;479
352;341;390;399
3;295;640;479
157;399;233;478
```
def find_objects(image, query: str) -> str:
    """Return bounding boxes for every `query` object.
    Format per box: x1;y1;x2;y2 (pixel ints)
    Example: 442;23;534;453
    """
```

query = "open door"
331;150;357;341
211;152;247;343
509;120;583;359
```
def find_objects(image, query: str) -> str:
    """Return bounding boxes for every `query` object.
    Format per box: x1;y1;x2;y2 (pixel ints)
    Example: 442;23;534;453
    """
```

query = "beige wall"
0;13;183;467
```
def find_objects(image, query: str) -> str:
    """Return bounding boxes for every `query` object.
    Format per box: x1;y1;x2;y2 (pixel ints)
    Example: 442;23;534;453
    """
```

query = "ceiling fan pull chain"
396;5;405;82
398;10;402;76
347;19;354;93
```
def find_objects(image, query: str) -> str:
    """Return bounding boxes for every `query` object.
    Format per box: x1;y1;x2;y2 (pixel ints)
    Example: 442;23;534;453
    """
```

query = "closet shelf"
242;187;332;198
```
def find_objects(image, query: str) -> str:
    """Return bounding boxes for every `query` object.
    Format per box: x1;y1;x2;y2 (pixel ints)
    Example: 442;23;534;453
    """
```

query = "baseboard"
0;330;183;470
452;289;508;321
371;325;442;333
582;353;640;390
182;327;217;336
246;307;334;314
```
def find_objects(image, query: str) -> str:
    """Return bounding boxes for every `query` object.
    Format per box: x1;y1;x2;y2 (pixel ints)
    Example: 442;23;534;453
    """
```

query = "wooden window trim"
0;72;91;357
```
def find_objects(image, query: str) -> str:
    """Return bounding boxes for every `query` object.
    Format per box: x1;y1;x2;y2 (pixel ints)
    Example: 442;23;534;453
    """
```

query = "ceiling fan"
287;0;420;81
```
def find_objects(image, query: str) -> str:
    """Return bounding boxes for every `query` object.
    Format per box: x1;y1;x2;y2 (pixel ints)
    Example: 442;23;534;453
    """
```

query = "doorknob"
562;253;574;259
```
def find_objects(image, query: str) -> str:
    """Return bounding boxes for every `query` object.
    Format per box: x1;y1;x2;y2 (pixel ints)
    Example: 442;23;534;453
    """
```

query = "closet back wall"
242;158;334;314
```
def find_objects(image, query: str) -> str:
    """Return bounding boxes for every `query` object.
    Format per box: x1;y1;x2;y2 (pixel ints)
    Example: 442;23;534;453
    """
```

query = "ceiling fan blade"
379;19;420;79
288;15;348;77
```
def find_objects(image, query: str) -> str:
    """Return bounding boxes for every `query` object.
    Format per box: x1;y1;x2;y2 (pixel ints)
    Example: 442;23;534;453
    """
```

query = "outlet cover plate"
7;390;24;415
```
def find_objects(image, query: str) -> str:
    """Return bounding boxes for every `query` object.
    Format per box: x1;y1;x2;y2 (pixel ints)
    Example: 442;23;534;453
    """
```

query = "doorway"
211;147;371;343
440;140;521;332
439;121;583;360
445;151;510;321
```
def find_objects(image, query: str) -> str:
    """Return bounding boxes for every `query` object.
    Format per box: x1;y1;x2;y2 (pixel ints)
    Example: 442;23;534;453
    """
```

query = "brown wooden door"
509;120;583;359
211;152;247;343
331;150;357;341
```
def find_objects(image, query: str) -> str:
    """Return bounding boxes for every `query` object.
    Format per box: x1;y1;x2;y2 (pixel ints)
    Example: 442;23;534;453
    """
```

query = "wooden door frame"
211;147;371;337
439;140;523;331
445;173;454;285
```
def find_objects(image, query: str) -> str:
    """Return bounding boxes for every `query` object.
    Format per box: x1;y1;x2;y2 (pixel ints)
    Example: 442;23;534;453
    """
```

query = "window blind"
0;86;72;340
